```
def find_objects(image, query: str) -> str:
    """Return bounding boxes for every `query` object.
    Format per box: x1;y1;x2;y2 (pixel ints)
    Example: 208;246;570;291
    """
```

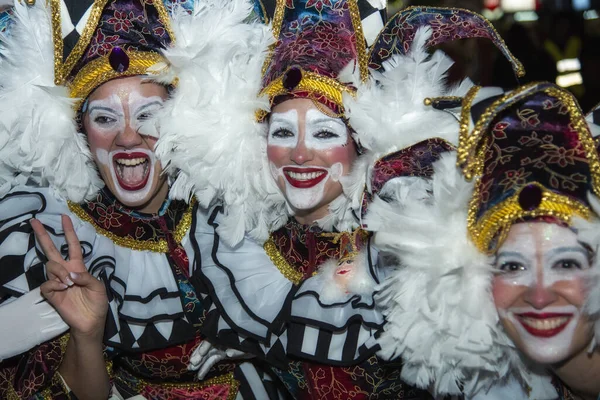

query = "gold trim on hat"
468;182;592;254
69;49;168;109
260;67;354;111
51;0;175;86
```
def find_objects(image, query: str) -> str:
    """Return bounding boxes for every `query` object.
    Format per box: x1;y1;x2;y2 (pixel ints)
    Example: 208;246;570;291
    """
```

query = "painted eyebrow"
307;116;346;127
269;119;296;130
495;251;528;262
88;106;123;116
546;246;588;258
133;101;164;114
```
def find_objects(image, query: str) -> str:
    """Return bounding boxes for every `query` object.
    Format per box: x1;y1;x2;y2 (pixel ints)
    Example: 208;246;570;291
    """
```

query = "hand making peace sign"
32;215;108;338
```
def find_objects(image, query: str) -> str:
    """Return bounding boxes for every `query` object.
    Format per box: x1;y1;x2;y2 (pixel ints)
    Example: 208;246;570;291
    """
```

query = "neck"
293;204;330;226
552;344;600;400
122;180;169;215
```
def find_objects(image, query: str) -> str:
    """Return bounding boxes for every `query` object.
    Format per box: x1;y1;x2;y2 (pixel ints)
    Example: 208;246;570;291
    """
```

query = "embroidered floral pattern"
79;188;188;245
360;138;454;223
277;357;432;400
270;222;433;399
271;219;341;279
263;0;359;89
73;0;173;78
369;7;520;75
475;90;595;220
0;335;70;399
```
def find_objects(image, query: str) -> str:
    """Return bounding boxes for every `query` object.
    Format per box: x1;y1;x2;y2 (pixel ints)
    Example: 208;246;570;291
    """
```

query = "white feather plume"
365;152;556;398
337;27;472;225
572;192;600;345
156;18;472;246
0;1;102;201
153;0;283;245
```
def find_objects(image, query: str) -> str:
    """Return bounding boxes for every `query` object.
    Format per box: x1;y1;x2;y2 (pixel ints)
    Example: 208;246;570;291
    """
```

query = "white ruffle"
197;208;385;353
196;208;295;341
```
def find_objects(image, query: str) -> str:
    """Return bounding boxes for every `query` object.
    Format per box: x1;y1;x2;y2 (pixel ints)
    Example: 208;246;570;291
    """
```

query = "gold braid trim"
468;182;592;254
67;198;195;253
258;68;355;121
264;236;303;285
69;50;168;109
456;85;482;179
112;371;239;399
51;0;111;86
347;0;368;83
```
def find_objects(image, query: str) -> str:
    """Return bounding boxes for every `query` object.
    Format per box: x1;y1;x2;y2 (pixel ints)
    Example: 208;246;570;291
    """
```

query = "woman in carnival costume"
0;0;283;398
154;0;526;398
366;81;600;399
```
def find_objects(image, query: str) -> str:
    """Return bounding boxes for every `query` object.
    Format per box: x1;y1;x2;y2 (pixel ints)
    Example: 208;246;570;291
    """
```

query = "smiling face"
492;222;595;365
83;76;168;213
267;98;357;224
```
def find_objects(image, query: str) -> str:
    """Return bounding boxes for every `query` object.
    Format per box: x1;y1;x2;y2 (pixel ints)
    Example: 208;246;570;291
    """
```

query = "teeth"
286;171;325;180
115;159;149;186
520;316;570;331
115;157;147;166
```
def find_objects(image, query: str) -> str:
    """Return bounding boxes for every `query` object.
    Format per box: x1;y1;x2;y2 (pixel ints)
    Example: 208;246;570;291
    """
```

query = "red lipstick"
283;167;328;189
112;152;150;191
516;312;573;338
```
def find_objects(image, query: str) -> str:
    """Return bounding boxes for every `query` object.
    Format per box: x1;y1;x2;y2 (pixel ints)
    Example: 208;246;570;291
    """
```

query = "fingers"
196;353;225;380
45;260;75;287
68;271;105;292
62;215;83;263
30;219;62;263
40;280;68;302
190;341;213;366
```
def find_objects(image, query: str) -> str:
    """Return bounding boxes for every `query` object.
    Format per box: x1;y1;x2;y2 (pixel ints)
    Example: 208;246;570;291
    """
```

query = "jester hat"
0;0;182;202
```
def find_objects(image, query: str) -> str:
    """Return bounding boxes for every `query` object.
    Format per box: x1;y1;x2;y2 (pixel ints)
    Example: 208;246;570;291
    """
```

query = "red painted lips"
113;152;150;191
516;312;573;338
283;167;328;188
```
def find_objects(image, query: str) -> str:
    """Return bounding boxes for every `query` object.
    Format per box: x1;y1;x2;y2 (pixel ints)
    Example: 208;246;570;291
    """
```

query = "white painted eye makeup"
87;95;124;133
128;92;164;133
268;109;298;148
304;109;348;150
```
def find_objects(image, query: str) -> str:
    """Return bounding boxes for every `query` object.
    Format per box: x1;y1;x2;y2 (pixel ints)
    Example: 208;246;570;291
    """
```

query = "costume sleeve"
0;187;104;398
196;207;383;368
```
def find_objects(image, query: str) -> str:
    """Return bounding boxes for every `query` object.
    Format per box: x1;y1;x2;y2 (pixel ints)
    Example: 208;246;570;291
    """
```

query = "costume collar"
68;188;194;252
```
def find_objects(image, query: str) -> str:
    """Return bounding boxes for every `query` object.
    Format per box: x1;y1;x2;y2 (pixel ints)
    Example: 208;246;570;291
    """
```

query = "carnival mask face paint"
83;76;168;213
267;99;357;222
492;222;594;364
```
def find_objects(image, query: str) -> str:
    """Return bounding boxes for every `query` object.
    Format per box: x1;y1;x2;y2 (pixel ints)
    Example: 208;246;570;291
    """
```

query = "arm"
33;216;110;400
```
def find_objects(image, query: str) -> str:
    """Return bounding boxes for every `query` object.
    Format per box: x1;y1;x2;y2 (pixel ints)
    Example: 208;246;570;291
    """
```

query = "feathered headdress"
369;82;600;397
0;0;179;202
157;1;526;246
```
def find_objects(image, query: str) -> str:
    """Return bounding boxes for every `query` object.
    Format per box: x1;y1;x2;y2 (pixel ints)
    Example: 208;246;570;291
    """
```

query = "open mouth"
516;312;573;337
112;152;151;191
283;167;328;188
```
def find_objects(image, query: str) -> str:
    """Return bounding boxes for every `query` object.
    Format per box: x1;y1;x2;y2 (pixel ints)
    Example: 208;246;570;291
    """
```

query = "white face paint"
268;109;348;150
88;93;164;204
267;108;349;211
493;223;593;364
